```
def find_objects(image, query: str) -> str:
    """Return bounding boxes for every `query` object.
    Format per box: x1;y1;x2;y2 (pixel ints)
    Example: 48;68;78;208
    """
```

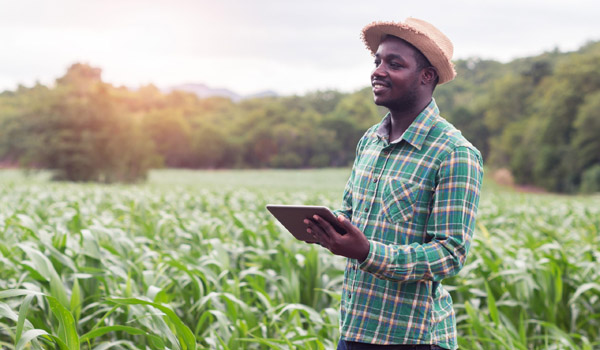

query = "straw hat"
361;17;456;85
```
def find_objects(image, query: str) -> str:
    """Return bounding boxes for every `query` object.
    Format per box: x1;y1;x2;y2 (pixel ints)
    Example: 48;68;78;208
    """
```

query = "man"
304;18;483;350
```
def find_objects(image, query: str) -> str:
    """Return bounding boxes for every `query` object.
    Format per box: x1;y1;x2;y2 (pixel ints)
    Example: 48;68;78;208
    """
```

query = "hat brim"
362;22;456;85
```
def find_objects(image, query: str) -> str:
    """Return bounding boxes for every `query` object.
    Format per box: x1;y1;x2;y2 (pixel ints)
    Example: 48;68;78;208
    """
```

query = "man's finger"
305;218;327;237
337;215;356;235
304;218;330;248
312;215;341;236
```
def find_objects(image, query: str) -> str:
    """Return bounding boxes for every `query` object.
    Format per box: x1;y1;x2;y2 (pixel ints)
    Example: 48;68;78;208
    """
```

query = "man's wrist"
357;240;370;263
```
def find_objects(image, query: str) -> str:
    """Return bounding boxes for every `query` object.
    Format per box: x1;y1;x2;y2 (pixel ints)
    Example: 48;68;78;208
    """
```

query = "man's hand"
304;215;370;262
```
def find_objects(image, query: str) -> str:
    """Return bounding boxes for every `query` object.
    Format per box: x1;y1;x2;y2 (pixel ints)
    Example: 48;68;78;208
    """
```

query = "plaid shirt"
334;99;483;350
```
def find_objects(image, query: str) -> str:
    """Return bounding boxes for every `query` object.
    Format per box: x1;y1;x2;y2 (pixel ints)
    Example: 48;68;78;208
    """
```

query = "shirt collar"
375;99;439;150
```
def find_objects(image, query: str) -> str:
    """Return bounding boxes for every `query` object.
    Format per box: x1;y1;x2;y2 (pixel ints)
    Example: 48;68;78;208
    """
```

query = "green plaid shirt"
334;99;483;349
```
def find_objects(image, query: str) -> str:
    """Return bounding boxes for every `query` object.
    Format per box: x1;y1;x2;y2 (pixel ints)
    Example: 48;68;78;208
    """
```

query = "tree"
142;109;193;167
6;64;158;182
2;41;600;192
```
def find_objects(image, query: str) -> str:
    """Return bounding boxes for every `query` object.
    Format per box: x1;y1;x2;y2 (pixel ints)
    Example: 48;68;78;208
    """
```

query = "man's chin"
373;97;390;108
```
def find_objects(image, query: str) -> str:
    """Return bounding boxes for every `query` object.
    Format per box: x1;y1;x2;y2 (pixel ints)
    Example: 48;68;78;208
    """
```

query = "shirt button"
373;178;378;183
364;207;368;212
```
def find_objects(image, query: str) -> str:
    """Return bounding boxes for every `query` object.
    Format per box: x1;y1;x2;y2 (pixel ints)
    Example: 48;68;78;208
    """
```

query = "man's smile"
372;79;390;94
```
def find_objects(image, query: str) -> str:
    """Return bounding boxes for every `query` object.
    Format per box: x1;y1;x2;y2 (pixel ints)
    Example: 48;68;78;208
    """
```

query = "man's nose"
372;64;386;78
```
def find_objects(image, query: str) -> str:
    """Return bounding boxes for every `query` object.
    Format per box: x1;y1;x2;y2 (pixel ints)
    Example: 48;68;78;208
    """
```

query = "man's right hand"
304;215;370;262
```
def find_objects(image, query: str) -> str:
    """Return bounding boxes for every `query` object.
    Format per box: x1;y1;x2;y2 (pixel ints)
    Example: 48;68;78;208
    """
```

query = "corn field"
0;169;599;350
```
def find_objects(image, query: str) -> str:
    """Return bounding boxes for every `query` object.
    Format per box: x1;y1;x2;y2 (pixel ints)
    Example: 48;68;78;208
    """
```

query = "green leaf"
18;244;69;308
518;308;527;346
70;278;82;323
80;325;146;342
17;244;54;282
16;214;37;233
569;282;600;305
108;297;196;350
46;296;79;350
464;301;485;337
0;289;43;299
552;262;563;304
485;281;499;326
274;303;324;325
16;329;48;350
80;229;102;260
0;301;19;322
16;294;35;345
43;334;70;350
238;337;288;349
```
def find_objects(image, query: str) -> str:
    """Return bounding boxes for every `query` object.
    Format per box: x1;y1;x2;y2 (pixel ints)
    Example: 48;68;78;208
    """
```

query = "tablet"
266;204;347;243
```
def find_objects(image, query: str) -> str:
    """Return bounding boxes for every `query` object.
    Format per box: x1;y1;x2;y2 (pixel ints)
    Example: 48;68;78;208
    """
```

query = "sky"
1;0;599;96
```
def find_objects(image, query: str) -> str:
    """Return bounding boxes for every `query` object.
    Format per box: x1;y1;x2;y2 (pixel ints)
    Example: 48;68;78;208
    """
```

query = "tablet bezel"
266;204;347;243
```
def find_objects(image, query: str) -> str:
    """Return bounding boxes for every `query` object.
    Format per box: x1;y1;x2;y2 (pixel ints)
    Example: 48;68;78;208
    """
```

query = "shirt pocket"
381;178;420;224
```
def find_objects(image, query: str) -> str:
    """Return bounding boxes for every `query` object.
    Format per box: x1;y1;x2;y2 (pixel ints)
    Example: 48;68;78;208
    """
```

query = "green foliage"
0;64;158;183
1;42;600;192
449;187;600;349
0;63;378;181
571;91;600;172
437;42;600;193
0;169;599;349
580;165;600;193
143;109;192;167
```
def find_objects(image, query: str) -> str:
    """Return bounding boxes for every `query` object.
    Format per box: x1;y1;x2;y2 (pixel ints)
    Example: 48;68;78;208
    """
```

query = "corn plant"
0;169;599;349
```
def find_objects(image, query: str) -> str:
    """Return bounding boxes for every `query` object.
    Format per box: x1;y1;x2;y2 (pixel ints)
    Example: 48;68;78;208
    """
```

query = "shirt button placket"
348;264;357;300
379;147;390;174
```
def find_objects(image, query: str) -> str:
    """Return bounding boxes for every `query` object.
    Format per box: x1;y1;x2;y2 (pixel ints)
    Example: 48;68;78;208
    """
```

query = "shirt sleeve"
358;145;483;282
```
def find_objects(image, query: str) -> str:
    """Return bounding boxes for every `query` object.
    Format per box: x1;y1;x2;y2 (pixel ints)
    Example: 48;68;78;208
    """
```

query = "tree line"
0;41;599;193
438;41;600;194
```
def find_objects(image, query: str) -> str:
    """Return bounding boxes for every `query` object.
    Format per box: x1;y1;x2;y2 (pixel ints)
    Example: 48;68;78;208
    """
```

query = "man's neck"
388;98;432;142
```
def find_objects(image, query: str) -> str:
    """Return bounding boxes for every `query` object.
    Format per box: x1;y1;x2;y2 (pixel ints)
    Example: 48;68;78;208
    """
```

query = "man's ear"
421;67;438;86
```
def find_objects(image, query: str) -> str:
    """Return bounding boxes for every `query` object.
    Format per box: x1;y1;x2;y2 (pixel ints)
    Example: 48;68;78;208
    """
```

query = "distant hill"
165;83;277;101
244;89;279;100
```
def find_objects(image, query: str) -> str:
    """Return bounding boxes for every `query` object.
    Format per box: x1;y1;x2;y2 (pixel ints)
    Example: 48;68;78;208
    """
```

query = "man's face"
371;36;422;112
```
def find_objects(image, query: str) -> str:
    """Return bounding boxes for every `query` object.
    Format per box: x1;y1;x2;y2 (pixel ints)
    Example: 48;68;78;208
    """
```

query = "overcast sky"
1;0;599;95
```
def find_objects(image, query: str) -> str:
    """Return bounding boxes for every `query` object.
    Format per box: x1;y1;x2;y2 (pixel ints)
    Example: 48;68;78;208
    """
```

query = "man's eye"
374;60;381;66
390;62;402;69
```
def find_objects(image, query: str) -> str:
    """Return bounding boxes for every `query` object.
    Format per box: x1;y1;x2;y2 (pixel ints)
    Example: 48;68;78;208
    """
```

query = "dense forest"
0;41;599;193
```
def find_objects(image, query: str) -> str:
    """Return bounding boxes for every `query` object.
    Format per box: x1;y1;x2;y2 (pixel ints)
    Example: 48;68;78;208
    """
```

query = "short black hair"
413;47;432;70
